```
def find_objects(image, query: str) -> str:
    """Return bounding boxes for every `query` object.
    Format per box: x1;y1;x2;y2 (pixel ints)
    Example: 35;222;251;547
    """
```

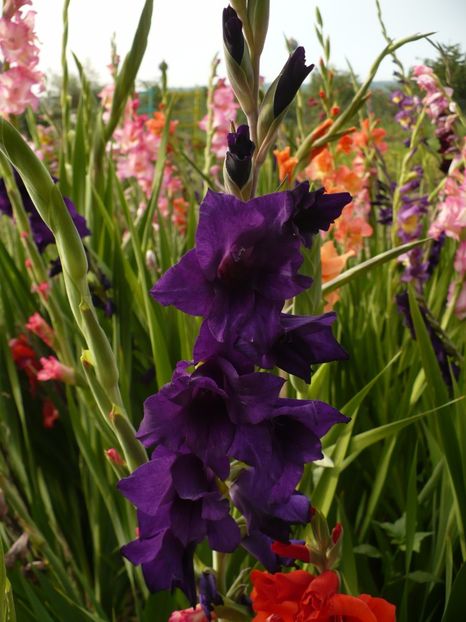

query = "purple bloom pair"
118;447;240;604
0;171;90;252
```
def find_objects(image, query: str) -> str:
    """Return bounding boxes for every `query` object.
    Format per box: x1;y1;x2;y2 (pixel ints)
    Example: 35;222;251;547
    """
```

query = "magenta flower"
151;189;310;347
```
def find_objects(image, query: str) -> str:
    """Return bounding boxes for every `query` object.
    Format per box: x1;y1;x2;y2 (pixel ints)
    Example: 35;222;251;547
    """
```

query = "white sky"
33;0;466;87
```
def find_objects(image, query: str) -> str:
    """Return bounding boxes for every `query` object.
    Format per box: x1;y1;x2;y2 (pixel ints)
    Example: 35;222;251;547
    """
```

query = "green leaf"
104;0;154;140
442;563;466;622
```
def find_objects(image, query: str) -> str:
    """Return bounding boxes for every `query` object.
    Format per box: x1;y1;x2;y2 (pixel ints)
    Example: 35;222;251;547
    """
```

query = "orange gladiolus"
321;240;354;310
146;110;178;137
351;118;387;152
274;146;299;183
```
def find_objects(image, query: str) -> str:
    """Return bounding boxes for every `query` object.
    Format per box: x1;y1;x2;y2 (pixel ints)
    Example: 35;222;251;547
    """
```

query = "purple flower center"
217;245;254;286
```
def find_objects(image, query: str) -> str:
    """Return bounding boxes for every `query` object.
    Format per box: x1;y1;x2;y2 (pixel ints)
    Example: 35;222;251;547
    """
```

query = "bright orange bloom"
337;133;354;154
351;118;387;153
172;196;189;235
251;570;396;622
146;110;178;137
274;146;299;183
321;240;354;310
306;148;334;182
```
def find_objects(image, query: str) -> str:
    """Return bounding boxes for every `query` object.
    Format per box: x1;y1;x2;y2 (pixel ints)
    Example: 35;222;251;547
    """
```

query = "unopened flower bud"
199;571;223;620
222;6;255;116
5;533;29;568
256;47;314;160
105;448;125;466
145;249;157;271
224;124;255;199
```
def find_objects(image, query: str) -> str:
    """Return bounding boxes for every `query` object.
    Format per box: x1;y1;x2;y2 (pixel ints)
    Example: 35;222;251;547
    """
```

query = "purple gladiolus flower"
0;172;90;252
118;447;241;602
122;526;197;604
274;47;314;117
151;189;311;347
231;467;311;542
230;398;349;503
289;182;352;247
138;358;284;479
194;312;348;383
226;124;255;189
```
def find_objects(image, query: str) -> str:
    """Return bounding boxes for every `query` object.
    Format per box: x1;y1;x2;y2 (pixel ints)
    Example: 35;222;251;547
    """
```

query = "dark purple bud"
274;47;314;117
223;6;244;65
225;125;255;189
199;572;223;621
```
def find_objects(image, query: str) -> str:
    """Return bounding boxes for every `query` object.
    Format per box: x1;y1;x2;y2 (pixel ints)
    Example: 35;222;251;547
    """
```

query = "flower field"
0;1;465;621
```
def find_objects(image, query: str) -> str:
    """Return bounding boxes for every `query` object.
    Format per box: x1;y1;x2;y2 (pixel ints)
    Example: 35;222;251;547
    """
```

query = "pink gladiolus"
0;2;44;116
0;11;39;66
453;281;466;320
2;0;31;20
37;356;75;384
0;66;43;114
454;241;466;277
199;77;239;159
31;280;50;300
168;605;208;622
25;312;55;348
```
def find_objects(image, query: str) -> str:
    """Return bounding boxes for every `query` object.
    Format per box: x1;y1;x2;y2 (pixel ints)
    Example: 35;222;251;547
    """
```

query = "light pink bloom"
429;181;466;240
2;0;31;19
412;64;433;77
454;241;466;277
0;11;39;66
25;312;54;348
168;605;208;622
453;281;466;320
199;77;239;159
0;65;43;115
37;356;75;384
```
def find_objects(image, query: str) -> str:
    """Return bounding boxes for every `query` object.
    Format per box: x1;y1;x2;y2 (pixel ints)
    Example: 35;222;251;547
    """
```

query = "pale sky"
33;0;466;88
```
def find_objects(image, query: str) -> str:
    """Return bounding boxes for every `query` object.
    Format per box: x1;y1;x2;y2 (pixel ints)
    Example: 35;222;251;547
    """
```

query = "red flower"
42;399;59;429
9;333;40;394
251;570;396;622
251;570;312;622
